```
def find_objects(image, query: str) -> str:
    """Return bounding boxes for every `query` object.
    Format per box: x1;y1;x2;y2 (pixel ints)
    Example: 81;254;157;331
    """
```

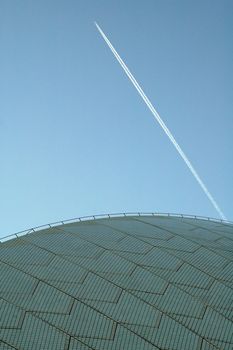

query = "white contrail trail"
95;22;226;221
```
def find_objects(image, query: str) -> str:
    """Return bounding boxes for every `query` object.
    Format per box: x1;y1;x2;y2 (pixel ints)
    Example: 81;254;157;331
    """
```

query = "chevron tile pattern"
0;215;232;349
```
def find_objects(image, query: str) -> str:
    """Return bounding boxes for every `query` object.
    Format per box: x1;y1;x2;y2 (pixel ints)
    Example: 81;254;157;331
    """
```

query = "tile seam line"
0;339;18;350
0;255;205;349
20;221;233;326
55;224;233;324
0;296;100;350
0;262;162;350
0;295;160;350
131;217;233;262
2;221;232;328
1;212;232;243
6;229;230;346
100;220;233;293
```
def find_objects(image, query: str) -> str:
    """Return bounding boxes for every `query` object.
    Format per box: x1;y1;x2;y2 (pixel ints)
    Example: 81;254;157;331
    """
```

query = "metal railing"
1;211;232;243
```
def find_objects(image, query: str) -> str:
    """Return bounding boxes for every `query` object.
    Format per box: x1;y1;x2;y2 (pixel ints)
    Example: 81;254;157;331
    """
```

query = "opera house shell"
0;213;233;349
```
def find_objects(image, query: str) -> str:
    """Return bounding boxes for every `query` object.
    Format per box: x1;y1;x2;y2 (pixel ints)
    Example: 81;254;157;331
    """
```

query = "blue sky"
0;0;232;237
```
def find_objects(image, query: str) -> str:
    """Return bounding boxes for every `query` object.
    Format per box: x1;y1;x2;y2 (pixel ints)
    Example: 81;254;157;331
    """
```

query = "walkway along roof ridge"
1;211;232;243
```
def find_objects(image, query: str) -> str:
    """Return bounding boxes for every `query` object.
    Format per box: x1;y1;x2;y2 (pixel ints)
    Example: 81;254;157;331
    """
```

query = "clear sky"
0;0;232;237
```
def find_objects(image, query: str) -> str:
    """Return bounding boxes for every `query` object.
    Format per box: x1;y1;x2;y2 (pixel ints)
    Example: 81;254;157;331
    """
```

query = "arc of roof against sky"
95;22;227;221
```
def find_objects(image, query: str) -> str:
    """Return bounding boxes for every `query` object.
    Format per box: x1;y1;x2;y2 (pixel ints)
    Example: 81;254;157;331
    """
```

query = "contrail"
95;22;227;221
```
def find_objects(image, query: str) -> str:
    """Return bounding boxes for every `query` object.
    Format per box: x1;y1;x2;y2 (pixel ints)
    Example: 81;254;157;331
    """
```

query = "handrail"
1;212;232;243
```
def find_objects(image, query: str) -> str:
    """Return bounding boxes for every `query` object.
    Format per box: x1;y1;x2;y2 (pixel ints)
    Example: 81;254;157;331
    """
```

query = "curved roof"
0;214;233;349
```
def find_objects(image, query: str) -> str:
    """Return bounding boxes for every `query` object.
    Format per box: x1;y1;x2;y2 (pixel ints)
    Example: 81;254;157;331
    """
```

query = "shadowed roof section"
0;215;233;349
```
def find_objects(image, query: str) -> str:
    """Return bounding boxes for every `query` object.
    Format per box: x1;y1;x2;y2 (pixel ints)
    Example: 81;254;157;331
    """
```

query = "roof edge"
1;211;232;243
